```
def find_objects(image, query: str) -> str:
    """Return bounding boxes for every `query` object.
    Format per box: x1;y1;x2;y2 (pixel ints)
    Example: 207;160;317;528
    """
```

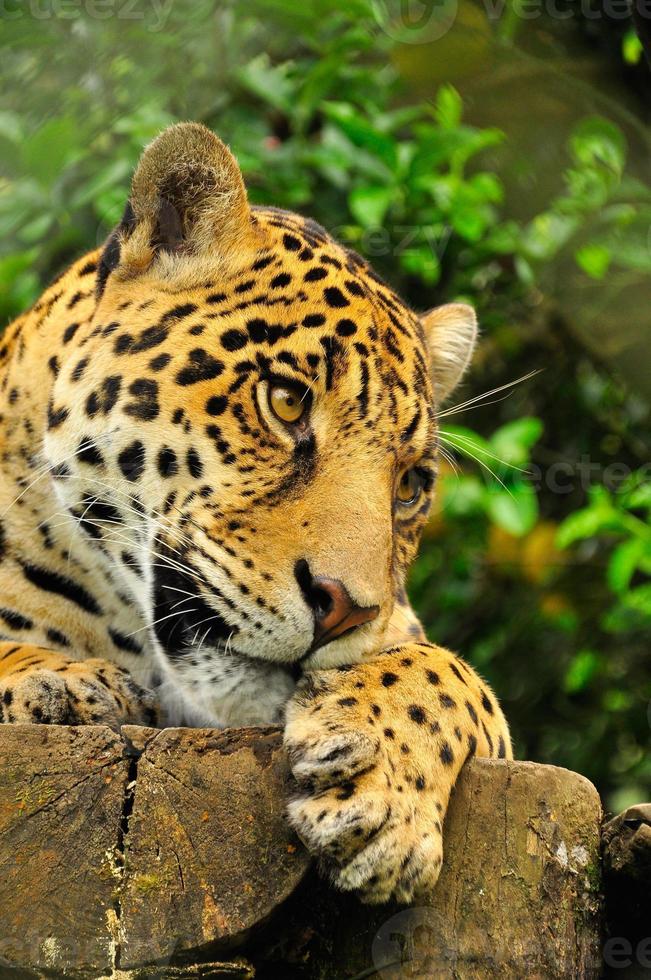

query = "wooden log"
0;725;604;979
0;725;129;977
603;803;651;953
117;726;310;969
289;759;604;979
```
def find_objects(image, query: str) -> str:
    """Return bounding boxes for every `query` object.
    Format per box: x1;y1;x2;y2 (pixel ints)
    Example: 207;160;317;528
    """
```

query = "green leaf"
563;165;614;209
487;482;538;537
18;212;54;245
521;212;579;261
626;482;651;510
71;158;131;210
490;417;543;468
620;583;651;618
322;102;397;169
113;105;176;145
95;185;132;227
348;185;394;228
0;179;48;237
564;650;600;694
450;205;490;243
569;117;626;177
556;497;622;548
0;249;39;286
575;243;611;280
623;30;643;65
0;110;23;144
607;538;645;594
440;474;485;518
0;249;40;321
434;85;462;130
21;117;81;187
602;689;633;712
399;246;441;285
514;255;535;286
236;54;295;113
603;587;651;632
468;171;503;204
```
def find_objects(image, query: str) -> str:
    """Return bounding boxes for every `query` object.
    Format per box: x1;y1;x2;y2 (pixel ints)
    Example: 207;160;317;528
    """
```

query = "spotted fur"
0;124;510;902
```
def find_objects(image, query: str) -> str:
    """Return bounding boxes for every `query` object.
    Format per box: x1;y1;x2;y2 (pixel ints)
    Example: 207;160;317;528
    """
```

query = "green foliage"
558;477;651;632
0;0;649;809
440;417;542;536
622;29;644;65
504;114;651;286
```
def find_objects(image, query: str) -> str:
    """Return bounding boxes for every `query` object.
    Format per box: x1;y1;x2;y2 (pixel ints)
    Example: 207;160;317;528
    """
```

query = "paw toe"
2;670;71;724
288;789;391;857
337;823;443;904
287;729;379;786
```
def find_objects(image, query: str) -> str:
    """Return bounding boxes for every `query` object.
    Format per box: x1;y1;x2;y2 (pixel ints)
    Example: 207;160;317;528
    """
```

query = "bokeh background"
1;0;650;811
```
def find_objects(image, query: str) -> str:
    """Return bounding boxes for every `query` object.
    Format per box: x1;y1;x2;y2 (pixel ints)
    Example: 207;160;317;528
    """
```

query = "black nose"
294;559;380;652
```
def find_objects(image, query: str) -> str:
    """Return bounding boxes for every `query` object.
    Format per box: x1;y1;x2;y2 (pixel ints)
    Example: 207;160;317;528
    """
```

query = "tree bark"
0;725;604;979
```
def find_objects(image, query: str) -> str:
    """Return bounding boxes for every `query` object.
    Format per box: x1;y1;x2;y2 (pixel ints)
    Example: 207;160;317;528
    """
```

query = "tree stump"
602;804;651;978
0;725;604;979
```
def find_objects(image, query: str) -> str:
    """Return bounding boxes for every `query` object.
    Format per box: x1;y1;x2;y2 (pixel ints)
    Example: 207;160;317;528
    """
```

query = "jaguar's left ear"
420;303;478;402
97;122;254;295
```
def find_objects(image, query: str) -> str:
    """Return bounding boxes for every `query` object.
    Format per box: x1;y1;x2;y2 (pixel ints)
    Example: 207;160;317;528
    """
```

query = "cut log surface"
602;803;651;955
0;725;604;979
118;726;310;969
0;725;129;977
371;759;604;979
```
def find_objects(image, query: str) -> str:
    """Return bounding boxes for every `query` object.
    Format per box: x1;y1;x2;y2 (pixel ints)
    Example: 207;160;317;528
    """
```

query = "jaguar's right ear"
97;122;253;295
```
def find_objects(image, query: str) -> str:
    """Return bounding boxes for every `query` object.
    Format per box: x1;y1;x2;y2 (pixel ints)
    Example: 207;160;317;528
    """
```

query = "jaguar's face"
45;124;477;723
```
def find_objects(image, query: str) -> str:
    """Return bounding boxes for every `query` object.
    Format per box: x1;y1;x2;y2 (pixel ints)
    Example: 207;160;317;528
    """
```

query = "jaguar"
0;122;510;902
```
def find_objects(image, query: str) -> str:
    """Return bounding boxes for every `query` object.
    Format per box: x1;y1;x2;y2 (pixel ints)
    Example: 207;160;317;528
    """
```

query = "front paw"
284;672;444;904
0;655;158;728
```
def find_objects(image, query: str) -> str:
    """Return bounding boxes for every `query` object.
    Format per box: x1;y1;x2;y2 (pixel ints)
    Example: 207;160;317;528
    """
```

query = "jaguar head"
48;124;477;724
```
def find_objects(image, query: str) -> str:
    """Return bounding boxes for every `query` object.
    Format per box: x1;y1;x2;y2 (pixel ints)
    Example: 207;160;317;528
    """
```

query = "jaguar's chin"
153;642;298;728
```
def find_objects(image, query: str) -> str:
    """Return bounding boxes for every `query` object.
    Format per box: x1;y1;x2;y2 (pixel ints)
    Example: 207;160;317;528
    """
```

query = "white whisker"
196;626;213;654
440;437;512;496
437;445;459;476
0;437;107;517
127;607;197;638
437;370;540;420
440;429;531;475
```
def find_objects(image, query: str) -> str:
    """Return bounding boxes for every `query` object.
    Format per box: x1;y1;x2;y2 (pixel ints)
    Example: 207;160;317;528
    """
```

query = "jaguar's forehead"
94;123;475;450
102;204;436;457
251;204;424;345
248;208;433;435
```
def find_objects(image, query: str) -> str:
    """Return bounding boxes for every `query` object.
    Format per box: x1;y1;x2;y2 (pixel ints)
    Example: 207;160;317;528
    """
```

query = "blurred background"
1;0;650;812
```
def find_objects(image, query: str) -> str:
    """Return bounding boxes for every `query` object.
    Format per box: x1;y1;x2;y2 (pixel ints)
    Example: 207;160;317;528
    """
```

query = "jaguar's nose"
294;558;380;652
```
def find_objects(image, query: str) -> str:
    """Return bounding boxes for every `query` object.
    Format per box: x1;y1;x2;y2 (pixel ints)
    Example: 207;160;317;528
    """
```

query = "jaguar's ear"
97;122;252;293
420;303;478;402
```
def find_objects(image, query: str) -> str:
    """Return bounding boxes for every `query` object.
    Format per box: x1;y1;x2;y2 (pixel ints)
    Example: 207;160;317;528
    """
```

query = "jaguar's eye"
397;468;425;506
269;383;307;424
